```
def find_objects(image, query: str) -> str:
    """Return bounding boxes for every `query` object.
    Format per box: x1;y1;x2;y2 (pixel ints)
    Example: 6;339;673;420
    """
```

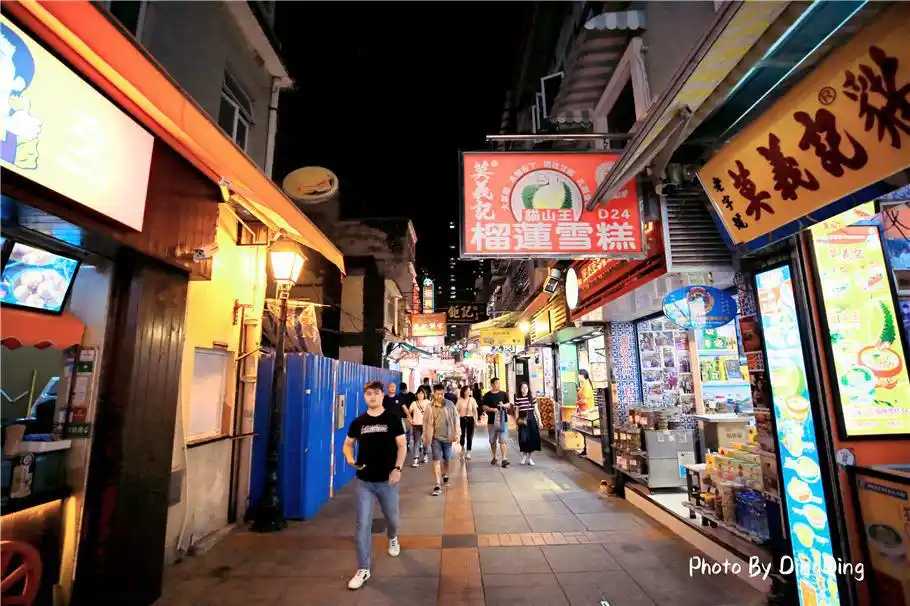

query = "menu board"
0;242;79;313
636;317;694;410
854;470;910;605
756;265;839;606
811;224;910;437
558;343;578;406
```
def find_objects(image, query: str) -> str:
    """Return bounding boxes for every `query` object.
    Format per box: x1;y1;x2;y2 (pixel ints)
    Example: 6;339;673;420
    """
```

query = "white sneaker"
521;454;528;465
348;569;370;590
528;458;536;466
388;536;401;557
411;459;419;468
466;452;472;460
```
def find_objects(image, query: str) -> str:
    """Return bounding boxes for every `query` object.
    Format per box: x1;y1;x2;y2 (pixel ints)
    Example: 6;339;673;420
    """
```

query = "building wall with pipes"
639;2;718;99
107;1;283;173
163;207;268;564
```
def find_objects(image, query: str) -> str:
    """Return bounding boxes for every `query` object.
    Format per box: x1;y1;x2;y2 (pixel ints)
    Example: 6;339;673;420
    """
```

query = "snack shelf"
681;501;769;545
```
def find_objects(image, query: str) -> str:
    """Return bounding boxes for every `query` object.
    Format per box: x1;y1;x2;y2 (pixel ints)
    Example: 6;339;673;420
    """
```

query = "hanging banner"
461;152;642;258
662;285;737;330
697;5;910;248
410;312;446;337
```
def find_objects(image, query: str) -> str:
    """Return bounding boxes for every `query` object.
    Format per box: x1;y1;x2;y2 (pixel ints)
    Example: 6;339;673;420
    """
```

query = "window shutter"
661;193;732;273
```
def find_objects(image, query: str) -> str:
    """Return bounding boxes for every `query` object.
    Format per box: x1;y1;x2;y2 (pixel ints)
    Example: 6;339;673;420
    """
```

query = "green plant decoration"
561;182;573;209
522;185;539;209
879;301;896;345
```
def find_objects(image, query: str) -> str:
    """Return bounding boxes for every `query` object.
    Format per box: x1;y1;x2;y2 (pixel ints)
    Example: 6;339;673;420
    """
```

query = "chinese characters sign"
810;219;910;437
462;152;642;258
410;312;446;338
445;303;486;325
698;7;910;246
478;327;524;351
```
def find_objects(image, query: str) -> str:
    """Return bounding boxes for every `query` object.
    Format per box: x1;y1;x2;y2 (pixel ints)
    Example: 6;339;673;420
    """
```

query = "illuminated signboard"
422;277;434;313
811;218;910;437
410;312;446;338
1;18;154;230
755;265;839;606
461;152;642;258
698;6;910;248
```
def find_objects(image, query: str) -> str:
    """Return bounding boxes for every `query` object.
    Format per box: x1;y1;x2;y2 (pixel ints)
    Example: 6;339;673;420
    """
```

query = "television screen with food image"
0;241;80;313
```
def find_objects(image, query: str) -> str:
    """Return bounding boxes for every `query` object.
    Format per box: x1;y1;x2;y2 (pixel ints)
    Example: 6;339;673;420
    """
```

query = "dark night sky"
273;2;533;280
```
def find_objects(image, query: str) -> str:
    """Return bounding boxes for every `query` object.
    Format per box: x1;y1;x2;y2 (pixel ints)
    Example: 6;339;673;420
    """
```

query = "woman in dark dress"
513;382;541;465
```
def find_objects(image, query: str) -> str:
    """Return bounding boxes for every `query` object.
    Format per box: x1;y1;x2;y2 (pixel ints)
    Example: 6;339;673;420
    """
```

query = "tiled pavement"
156;426;765;606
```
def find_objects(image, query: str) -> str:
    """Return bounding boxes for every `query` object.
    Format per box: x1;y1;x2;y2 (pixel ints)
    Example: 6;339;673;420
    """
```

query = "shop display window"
635;317;694;411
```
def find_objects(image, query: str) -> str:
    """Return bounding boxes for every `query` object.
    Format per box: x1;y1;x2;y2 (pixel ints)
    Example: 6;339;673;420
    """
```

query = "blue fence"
250;353;400;520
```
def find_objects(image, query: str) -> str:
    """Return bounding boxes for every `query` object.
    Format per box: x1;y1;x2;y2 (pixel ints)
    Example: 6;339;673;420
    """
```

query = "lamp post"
252;238;306;532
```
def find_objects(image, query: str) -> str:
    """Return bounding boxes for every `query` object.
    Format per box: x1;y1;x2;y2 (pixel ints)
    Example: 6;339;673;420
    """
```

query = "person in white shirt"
408;388;430;467
456;385;479;460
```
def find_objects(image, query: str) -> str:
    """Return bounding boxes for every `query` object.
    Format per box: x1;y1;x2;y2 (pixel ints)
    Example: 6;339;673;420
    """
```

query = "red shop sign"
461;152;643;258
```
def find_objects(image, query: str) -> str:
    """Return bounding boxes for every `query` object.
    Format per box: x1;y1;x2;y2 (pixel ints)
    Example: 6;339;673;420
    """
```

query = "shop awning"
5;1;345;273
1;307;85;350
588;1;797;208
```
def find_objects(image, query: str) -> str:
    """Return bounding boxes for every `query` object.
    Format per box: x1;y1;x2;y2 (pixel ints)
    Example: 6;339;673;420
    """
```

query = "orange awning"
5;1;344;273
1;307;85;350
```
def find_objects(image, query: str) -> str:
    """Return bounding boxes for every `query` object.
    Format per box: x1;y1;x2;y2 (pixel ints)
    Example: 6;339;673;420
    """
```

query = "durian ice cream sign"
461;152;643;258
811;210;910;437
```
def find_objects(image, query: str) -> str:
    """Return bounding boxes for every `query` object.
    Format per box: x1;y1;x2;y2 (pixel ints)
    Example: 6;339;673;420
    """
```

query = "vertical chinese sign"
697;5;910;247
462;152;643;258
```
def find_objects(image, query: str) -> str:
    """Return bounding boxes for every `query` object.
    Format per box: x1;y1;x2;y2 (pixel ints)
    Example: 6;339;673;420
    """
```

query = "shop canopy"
1;307;84;350
5;1;345;273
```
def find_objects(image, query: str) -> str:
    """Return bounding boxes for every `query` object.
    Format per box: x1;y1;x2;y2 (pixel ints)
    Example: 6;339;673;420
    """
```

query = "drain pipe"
264;76;287;179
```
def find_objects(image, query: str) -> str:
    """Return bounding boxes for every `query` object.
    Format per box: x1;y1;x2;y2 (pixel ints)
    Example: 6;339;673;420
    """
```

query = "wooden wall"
74;251;188;605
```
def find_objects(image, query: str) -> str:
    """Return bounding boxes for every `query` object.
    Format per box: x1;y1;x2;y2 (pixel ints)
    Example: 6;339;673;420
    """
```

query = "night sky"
273;2;533;281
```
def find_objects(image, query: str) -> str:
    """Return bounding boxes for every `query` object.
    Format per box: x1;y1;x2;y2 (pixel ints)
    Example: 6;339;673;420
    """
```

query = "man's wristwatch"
393;465;402;471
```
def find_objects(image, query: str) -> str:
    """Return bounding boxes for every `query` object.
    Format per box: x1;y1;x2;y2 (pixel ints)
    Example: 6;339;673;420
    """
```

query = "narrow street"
157;426;763;606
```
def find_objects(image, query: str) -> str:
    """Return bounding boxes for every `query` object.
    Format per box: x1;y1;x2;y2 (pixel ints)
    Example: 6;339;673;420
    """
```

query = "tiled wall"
609;321;641;426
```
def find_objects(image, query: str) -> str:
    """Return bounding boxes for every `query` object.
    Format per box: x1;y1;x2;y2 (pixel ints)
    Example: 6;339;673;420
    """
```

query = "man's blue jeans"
355;478;400;569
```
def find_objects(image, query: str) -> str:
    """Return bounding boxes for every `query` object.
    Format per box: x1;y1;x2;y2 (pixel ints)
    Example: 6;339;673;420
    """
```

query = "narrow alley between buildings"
156;426;763;606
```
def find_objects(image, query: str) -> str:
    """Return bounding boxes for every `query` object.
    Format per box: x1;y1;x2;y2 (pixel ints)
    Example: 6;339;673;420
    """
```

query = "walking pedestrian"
514;382;542;465
456;385;478;460
343;381;406;590
423;383;460;496
408;388;430;467
482;378;511;468
472;383;483;410
444;383;458;404
399;382;415;451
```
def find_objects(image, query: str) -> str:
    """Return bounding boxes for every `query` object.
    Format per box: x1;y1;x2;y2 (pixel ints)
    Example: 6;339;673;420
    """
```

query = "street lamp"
252;238;306;532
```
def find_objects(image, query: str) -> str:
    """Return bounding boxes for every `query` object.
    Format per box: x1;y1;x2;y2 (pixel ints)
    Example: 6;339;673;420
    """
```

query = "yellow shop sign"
698;5;910;246
478;328;524;350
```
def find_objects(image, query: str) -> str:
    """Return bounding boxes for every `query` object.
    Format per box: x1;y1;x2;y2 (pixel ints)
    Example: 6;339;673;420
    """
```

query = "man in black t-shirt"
344;381;406;590
482;378;511;468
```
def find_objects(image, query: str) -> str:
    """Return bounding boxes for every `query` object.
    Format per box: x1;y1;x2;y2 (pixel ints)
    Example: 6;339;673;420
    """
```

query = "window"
218;72;254;151
187;348;231;442
104;1;147;39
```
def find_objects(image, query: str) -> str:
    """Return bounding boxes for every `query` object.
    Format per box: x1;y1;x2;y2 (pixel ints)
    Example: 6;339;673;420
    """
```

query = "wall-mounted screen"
811;224;910;437
755;265;839;606
0;241;79;313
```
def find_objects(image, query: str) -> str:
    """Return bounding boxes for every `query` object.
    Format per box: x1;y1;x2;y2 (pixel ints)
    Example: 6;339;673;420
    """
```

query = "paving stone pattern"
156;426;764;606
